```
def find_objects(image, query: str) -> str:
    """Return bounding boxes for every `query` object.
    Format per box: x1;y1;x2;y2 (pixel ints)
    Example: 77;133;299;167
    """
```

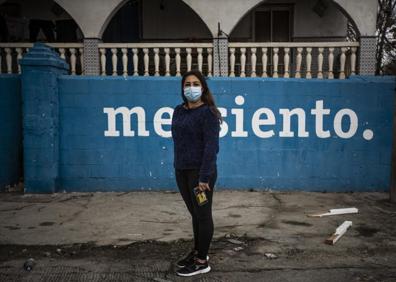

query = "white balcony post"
207;48;213;77
350;47;357;76
283;47;290;78
251;48;257;77
164;48;170;76
175;48;181;76
79;48;84;74
143;48;149;76
5;48;12;74
197;48;203;72
111;48;117;76
186;48;192;72
317;47;324;79
261;47;268;77
339;47;347;79
132;48;138;76
229;47;235;77
122;48;128;76
240;47;246;77
154;48;160;76
273;47;279;78
306;47;312;79
100;48;106;76
328;47;334;79
70;48;76;75
295;47;303;78
16;47;23;74
59;48;66;60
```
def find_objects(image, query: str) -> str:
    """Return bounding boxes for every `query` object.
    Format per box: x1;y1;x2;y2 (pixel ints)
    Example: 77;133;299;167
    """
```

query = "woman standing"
171;70;222;277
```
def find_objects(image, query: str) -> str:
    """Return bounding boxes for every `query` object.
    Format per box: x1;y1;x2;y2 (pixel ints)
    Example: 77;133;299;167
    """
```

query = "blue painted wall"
57;75;395;192
0;75;22;190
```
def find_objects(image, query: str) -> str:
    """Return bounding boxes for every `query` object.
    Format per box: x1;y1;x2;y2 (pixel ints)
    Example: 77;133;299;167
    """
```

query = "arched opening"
0;0;83;42
229;0;359;42
100;0;213;76
0;0;84;74
102;0;140;43
102;0;212;43
228;0;360;78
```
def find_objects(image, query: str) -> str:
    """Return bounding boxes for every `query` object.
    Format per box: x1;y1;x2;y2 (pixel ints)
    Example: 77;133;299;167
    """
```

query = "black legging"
175;167;217;260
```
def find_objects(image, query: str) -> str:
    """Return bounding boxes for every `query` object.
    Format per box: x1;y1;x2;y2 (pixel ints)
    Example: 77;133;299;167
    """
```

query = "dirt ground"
1;190;396;281
1;235;396;281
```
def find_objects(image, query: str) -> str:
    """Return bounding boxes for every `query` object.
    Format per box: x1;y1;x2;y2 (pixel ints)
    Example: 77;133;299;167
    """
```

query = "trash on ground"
227;239;244;245
233;246;244;252
153;278;172;282
325;221;353;245
264;253;278;259
307;207;358;217
23;258;36;271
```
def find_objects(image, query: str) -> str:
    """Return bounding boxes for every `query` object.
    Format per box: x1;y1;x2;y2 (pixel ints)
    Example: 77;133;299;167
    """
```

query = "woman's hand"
198;182;211;192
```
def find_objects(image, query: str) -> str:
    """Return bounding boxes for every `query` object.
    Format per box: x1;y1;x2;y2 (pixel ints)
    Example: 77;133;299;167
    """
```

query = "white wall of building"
55;0;122;38
335;0;378;36
230;0;348;41
183;0;377;37
1;0;378;40
293;0;347;38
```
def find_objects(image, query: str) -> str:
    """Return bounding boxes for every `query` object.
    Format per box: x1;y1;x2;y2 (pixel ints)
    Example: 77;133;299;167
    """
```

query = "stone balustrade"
98;43;213;77
0;41;359;79
228;42;359;79
0;43;83;75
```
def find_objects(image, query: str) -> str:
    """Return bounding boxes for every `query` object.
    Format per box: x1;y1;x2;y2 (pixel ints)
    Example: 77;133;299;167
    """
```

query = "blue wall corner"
20;43;69;193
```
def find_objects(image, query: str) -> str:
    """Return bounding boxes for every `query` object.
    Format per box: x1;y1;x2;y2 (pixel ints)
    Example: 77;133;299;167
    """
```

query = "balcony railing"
228;42;359;79
0;41;359;79
0;43;84;75
98;43;213;77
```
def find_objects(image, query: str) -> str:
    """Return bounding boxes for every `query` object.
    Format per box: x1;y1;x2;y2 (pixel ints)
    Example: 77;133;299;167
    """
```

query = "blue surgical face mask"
184;86;202;102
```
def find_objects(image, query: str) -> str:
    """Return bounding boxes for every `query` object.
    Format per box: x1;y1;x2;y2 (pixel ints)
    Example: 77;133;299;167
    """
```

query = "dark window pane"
103;0;140;43
272;10;290;42
255;11;271;42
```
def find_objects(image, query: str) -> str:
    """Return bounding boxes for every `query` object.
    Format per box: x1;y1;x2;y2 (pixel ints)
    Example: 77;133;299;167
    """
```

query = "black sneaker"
176;250;209;268
176;259;211;277
176;250;196;268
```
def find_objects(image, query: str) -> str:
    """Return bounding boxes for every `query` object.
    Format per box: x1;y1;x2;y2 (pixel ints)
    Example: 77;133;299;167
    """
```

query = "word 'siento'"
103;96;374;140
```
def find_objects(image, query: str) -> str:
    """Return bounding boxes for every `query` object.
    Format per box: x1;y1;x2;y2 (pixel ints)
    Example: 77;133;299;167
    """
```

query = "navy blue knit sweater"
171;103;220;183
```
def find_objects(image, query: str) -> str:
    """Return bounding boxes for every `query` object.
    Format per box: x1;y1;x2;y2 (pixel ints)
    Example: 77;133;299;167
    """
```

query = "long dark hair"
181;70;223;124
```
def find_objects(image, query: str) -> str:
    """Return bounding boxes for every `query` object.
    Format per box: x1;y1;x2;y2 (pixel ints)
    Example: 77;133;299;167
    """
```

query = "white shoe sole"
176;265;211;277
176;255;209;268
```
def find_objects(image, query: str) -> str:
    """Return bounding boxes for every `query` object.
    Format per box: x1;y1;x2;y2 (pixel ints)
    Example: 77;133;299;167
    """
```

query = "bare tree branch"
376;0;396;75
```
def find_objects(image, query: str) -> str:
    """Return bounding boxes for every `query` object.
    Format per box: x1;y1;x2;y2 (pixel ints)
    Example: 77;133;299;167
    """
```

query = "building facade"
0;0;378;77
1;0;394;194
